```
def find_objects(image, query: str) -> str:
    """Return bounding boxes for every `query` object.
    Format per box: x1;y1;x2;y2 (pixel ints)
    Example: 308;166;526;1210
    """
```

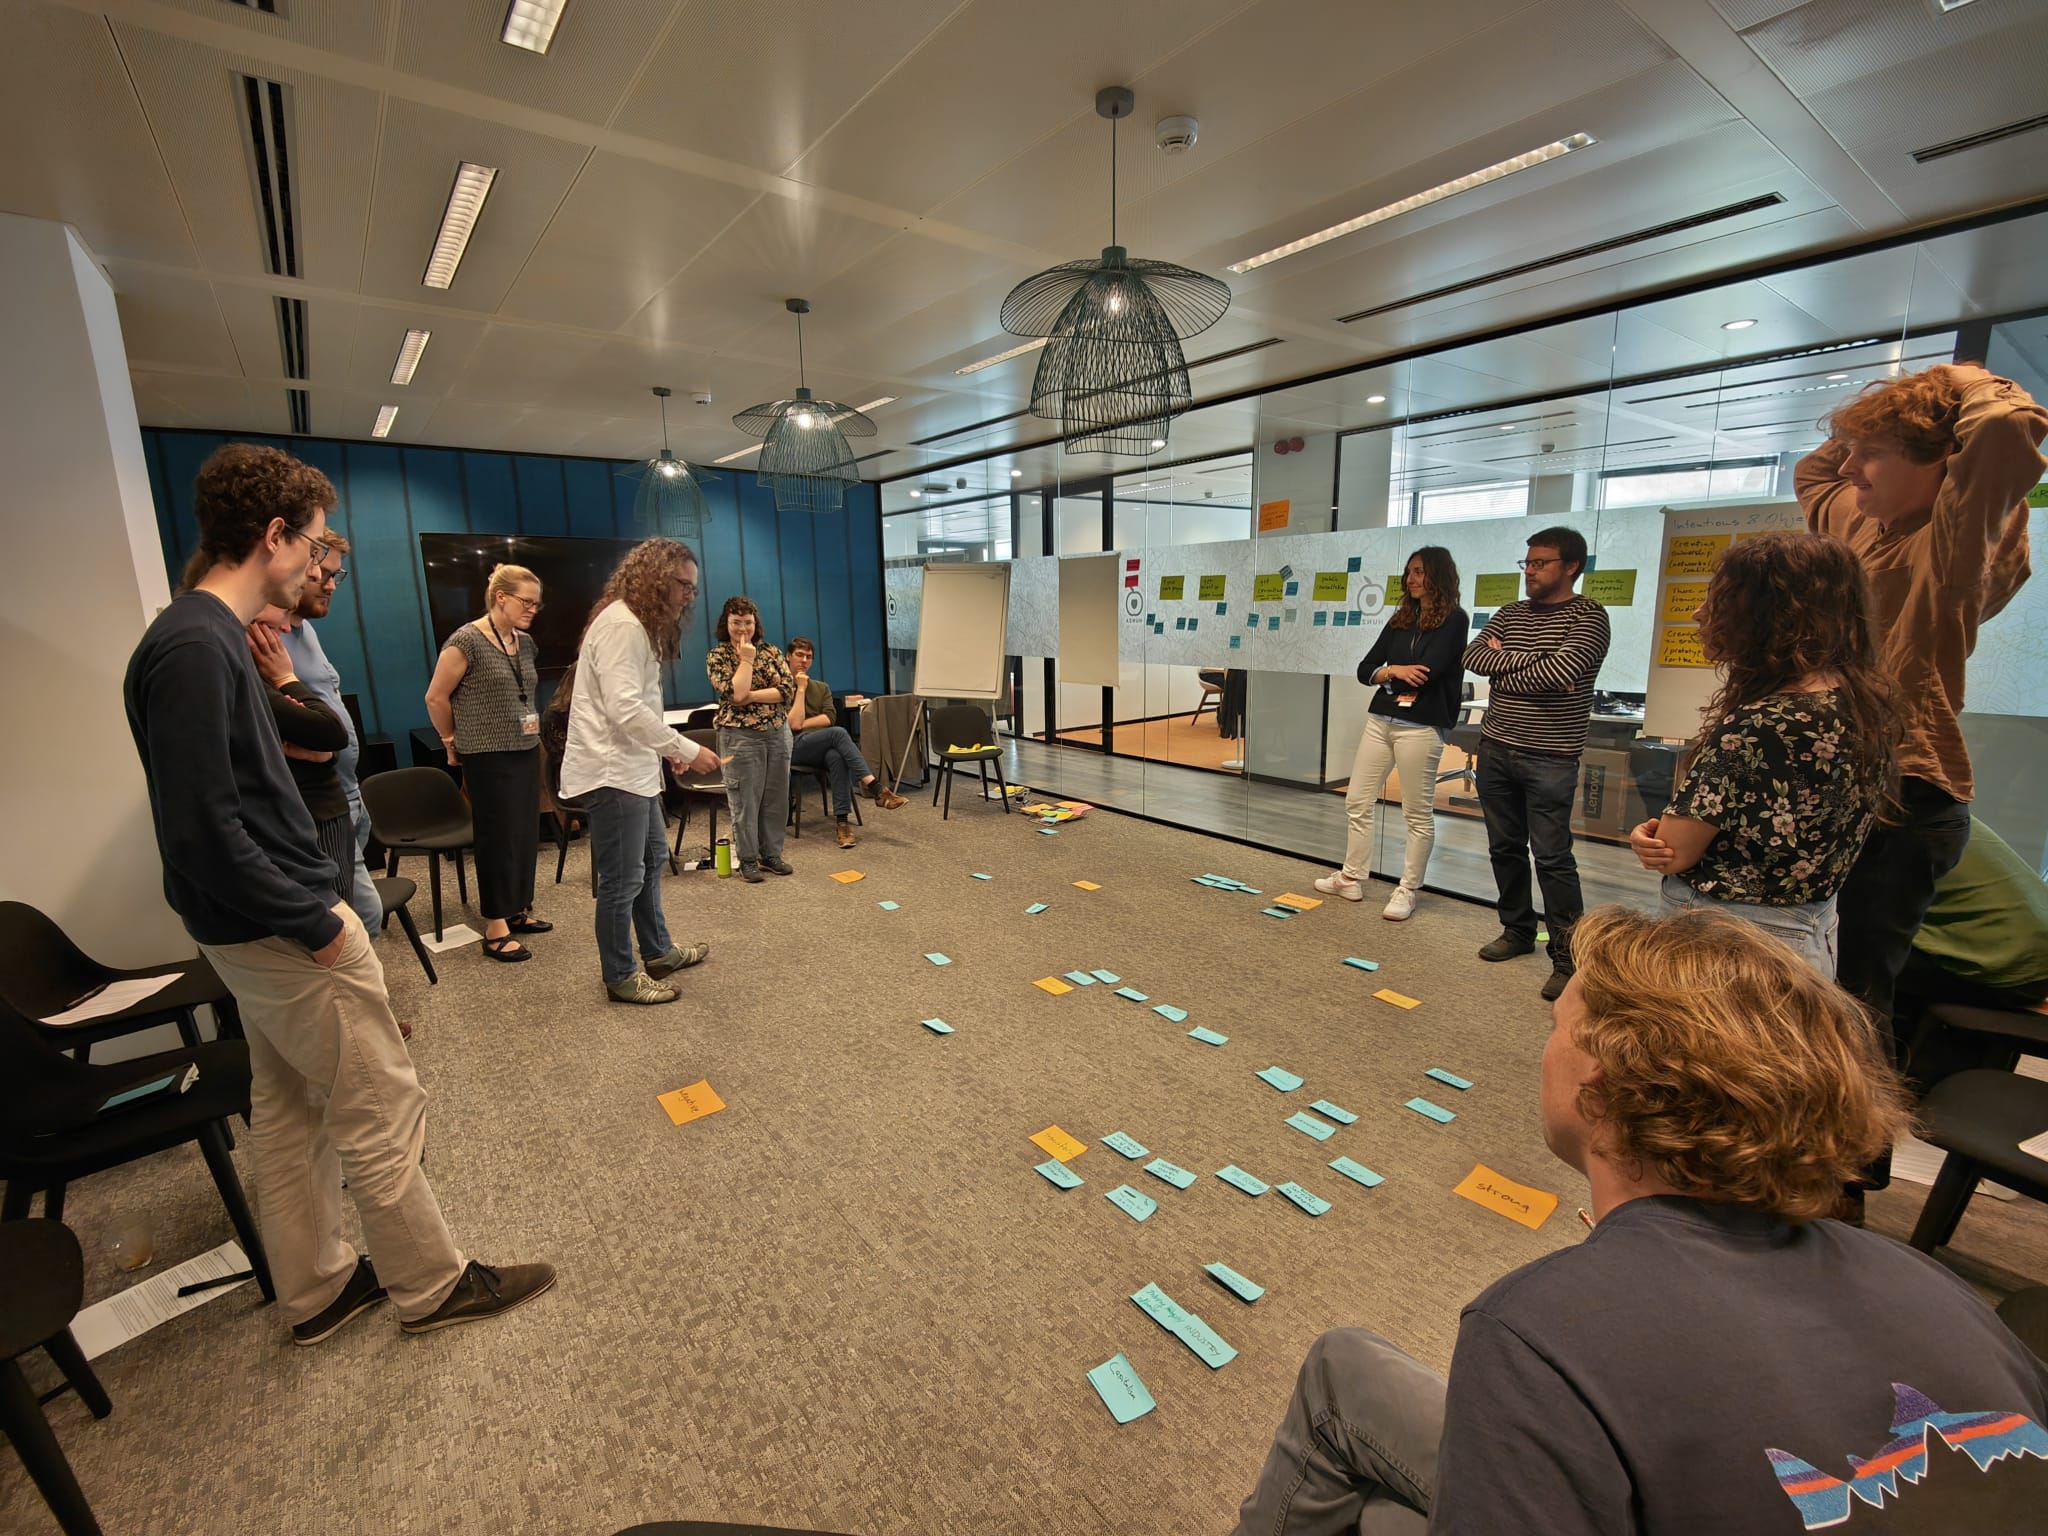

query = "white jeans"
1341;714;1446;890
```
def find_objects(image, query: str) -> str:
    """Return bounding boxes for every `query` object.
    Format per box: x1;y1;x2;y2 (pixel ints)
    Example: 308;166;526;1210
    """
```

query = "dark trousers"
1476;743;1582;965
313;811;358;906
461;748;541;921
791;725;872;818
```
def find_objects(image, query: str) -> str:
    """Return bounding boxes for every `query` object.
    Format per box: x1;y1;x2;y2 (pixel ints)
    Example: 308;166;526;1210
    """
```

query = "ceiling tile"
392;0;684;125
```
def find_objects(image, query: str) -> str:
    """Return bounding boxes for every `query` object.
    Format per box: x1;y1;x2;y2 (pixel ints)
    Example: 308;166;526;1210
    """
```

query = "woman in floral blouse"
1628;533;1896;975
706;596;795;882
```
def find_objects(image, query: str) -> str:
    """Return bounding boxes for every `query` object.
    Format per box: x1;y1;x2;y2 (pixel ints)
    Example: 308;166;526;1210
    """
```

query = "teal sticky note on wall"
1330;1156;1384;1188
1310;1100;1358;1124
1206;1262;1264;1302
1406;1097;1456;1123
1102;1131;1149;1159
1215;601;1227;615
1087;1353;1155;1423
1175;616;1187;631
1145;1158;1197;1189
1427;1068;1473;1090
1347;556;1362;572
1189;617;1199;632
1230;634;1242;649
1216;1165;1269;1196
1313;611;1328;627
1286;1111;1337;1142
1037;1158;1083;1188
1277;1181;1331;1216
1268;615;1281;630
1257;1066;1304;1092
1106;1184;1157;1222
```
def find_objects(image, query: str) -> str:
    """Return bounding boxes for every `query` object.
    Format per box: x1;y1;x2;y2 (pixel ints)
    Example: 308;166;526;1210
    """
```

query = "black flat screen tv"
419;533;637;676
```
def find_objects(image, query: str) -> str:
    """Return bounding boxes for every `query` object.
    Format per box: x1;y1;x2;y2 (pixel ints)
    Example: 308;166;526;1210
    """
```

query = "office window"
1597;458;1778;510
1413;479;1530;523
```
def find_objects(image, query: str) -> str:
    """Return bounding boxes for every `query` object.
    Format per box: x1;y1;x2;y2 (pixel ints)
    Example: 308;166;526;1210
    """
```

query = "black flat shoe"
481;935;531;962
507;915;553;934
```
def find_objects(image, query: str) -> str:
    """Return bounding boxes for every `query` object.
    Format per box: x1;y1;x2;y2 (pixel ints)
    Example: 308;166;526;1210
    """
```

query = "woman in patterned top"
1628;533;1896;976
705;596;795;883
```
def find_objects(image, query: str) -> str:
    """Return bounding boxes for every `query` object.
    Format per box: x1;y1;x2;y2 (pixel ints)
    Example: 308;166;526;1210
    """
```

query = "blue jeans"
346;797;382;934
1659;876;1839;977
586;787;672;987
791;725;871;817
1475;742;1583;964
719;723;791;867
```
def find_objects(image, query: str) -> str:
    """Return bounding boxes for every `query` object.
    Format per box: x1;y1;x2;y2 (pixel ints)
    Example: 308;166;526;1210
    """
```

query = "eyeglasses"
318;566;348;587
510;594;543;613
281;525;331;564
1516;557;1563;572
672;579;699;601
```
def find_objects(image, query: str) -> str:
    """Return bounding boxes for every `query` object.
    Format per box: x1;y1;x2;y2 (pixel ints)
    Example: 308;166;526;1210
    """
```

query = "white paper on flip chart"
40;973;180;1026
70;1241;252;1360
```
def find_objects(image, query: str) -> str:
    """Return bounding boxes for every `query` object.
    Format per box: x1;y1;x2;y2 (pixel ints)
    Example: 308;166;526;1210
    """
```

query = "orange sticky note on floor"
658;1079;725;1127
1072;881;1102;891
1454;1163;1558;1231
1274;893;1322;910
1034;976;1074;995
1031;1124;1086;1161
829;870;865;883
1374;988;1421;1010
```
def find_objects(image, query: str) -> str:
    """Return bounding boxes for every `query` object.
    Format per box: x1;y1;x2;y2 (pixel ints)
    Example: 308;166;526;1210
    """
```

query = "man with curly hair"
1232;907;2048;1535
125;443;554;1344
1796;365;2045;1076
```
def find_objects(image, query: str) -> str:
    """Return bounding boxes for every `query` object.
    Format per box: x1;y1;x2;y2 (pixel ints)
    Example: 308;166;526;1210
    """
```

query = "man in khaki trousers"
125;442;553;1344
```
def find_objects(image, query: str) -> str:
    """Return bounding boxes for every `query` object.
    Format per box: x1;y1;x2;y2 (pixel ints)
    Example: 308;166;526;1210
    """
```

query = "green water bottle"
715;837;732;877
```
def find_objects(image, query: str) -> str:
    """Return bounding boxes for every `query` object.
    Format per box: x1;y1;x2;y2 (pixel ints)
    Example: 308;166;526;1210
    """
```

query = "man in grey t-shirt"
1232;906;2048;1535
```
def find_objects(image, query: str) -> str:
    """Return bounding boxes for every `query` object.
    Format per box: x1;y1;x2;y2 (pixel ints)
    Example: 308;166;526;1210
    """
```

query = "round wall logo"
1356;581;1386;616
1122;587;1144;619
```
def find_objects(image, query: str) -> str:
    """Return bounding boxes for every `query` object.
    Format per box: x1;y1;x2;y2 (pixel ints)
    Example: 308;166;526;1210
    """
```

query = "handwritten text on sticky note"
1454;1163;1559;1231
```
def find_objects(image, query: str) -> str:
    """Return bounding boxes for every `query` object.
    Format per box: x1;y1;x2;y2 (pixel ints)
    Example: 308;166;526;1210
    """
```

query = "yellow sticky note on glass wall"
1453;1163;1558;1231
658;1079;726;1127
1031;1124;1086;1161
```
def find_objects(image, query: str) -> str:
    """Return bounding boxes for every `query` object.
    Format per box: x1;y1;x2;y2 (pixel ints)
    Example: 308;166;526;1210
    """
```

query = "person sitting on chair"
784;635;905;850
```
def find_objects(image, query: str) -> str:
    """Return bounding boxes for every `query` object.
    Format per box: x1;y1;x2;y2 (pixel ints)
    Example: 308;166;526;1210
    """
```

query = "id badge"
520;712;539;736
1396;693;1418;708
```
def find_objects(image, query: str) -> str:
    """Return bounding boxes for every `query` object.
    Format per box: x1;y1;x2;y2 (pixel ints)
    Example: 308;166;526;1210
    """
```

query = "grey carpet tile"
6;798;2046;1535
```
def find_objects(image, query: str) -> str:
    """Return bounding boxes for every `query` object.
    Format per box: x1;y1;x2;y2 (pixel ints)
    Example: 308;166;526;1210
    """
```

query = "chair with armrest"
1906;1069;2048;1254
927;703;1010;820
1191;669;1226;726
0;900;239;1060
360;767;474;941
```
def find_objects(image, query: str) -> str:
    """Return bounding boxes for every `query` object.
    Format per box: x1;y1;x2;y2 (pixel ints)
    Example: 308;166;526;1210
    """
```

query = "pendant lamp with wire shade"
731;299;876;513
621;387;715;538
1000;86;1231;455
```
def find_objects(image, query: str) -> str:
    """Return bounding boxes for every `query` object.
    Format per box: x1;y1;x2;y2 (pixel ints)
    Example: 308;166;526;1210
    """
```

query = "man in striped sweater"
1461;526;1611;1001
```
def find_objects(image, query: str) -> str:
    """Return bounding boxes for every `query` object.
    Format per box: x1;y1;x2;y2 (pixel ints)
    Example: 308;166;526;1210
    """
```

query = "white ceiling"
5;0;2047;490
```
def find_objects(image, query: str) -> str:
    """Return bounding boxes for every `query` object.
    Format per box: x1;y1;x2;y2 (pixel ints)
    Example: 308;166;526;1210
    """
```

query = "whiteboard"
1641;500;1806;740
1057;554;1120;688
912;562;1011;701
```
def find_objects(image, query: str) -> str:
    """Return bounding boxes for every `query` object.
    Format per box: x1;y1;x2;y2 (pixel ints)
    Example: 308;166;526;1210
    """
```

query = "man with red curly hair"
1796;365;2045;1092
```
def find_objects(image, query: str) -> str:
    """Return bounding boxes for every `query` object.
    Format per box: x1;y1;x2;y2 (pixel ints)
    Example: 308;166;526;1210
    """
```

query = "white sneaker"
1382;887;1418;922
1314;872;1365;902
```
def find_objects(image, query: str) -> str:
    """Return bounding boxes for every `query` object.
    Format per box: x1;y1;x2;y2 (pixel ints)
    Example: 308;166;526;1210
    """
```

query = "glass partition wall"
881;207;2048;898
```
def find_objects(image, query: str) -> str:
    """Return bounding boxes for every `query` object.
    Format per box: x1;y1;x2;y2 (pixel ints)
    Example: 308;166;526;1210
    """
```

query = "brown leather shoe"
867;781;907;810
837;821;857;849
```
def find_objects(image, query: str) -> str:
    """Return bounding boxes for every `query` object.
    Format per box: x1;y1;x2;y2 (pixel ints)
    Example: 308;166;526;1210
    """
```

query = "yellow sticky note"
1657;626;1709;668
1662;581;1709;623
1056;800;1091;810
1374;988;1421;1010
1453;1163;1559;1231
1274;893;1323;911
1665;533;1731;577
1072;881;1102;891
658;1079;725;1127
1031;1124;1086;1162
1034;976;1074;995
828;869;865;884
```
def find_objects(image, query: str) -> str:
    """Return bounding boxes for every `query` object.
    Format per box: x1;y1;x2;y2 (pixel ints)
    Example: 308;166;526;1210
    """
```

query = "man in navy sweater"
125;443;553;1344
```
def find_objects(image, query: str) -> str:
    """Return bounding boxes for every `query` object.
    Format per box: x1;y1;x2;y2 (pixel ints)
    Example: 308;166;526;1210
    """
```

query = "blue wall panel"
734;475;786;647
563;459;614;540
815;507;858;689
513;456;568;536
776;509;820;658
846;489;885;694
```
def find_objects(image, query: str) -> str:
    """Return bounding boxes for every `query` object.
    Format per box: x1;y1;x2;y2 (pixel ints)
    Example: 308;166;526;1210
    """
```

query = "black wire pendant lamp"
731;299;876;513
1000;86;1231;455
622;387;715;538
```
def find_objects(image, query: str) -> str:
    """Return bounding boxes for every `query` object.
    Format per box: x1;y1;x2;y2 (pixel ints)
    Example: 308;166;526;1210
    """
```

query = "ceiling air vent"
274;296;308;381
287;388;310;436
1335;195;1786;324
1911;112;2048;164
237;74;301;279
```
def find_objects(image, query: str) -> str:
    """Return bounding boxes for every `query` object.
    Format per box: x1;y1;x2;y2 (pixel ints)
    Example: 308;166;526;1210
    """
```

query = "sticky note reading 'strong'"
1087;1353;1155;1423
1454;1163;1559;1230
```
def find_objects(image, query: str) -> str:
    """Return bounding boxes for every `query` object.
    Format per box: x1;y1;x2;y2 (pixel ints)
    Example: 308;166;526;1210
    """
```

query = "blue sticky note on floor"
970;872;992;881
1311;1100;1358;1125
1230;635;1242;649
1406;1097;1456;1124
1216;1165;1269;1196
1206;1262;1264;1302
1114;986;1149;1002
877;901;900;912
920;1017;954;1035
1313;611;1328;627
1039;828;1059;835
1188;1026;1229;1046
1347;556;1362;572
1268;615;1281;630
1024;902;1048;915
1087;1353;1155;1424
1342;957;1380;971
1130;1281;1187;1330
1277;1181;1332;1216
924;953;951;966
1174;1311;1238;1369
1103;1131;1149;1159
1152;1003;1188;1023
1215;601;1227;616
1037;1158;1083;1189
1286;1111;1337;1142
1427;1068;1473;1091
1257;1066;1305;1092
1091;969;1120;984
1065;971;1098;987
1330;1156;1384;1188
1262;906;1296;918
1105;1184;1157;1222
1145;1158;1196;1190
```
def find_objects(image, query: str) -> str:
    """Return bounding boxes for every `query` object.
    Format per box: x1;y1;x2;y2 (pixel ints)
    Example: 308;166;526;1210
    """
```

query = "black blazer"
1355;606;1471;729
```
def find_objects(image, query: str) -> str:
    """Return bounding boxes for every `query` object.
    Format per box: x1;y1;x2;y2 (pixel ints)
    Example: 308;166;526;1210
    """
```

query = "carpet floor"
5;794;2044;1536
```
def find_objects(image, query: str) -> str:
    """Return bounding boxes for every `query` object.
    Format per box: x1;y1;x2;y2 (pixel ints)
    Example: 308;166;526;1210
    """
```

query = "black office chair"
374;876;436;985
1907;1070;2048;1253
927;703;1010;820
0;1000;273;1301
0;900;239;1060
665;728;731;869
788;762;863;838
1;1219;112;1536
361;768;474;941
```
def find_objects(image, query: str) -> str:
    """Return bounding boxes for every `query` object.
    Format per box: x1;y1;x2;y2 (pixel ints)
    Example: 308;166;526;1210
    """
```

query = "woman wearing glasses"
425;563;549;961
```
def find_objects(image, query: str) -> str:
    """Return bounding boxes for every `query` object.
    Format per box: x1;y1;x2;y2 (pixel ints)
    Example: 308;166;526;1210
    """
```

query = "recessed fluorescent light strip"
390;329;431;385
1229;132;1597;274
954;337;1047;375
501;0;571;53
713;444;762;464
371;405;398;439
422;162;497;290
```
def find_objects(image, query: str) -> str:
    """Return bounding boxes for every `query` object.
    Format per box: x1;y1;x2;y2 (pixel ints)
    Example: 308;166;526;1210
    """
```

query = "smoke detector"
691;391;713;406
1155;115;1199;154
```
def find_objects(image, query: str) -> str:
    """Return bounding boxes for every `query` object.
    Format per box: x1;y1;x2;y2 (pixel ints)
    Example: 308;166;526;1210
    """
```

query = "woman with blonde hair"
425;562;548;961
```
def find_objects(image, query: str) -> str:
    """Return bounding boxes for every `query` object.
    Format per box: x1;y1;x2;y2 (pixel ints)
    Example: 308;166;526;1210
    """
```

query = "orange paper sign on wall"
1258;498;1291;532
1453;1163;1558;1230
658;1079;726;1127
